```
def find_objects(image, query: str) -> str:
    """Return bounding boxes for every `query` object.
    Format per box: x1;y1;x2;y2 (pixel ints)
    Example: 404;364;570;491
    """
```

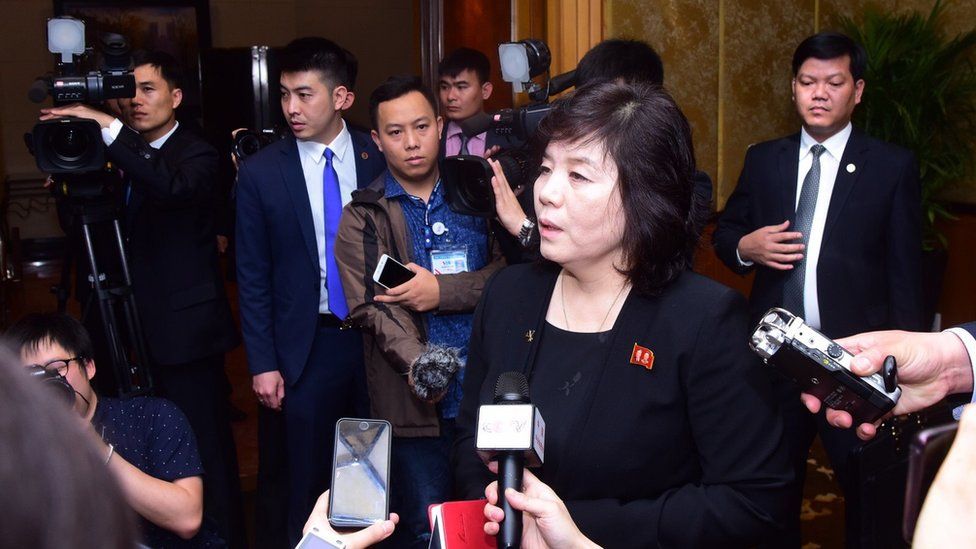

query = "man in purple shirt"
437;47;522;159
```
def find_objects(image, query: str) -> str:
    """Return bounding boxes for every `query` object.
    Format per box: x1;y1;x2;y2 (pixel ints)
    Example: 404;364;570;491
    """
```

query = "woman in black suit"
453;82;792;547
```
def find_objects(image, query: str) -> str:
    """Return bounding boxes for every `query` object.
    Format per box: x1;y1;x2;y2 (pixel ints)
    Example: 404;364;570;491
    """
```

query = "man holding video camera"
5;312;216;547
39;50;243;547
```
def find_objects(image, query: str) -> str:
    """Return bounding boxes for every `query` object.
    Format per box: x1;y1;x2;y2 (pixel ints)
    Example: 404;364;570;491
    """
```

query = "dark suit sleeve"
107;126;216;206
713;147;760;274
565;290;791;547
451;272;497;498
235;159;277;376
886;152;924;331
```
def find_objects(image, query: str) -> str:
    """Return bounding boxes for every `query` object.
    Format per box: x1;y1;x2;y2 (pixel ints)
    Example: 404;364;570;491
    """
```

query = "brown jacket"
335;173;505;437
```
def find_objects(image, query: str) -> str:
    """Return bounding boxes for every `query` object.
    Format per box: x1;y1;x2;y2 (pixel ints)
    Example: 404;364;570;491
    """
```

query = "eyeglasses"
27;357;83;377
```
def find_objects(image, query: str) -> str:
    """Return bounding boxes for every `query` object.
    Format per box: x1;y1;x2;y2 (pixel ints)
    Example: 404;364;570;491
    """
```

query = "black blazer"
235;130;385;383
453;263;792;547
713;129;924;338
107;124;238;365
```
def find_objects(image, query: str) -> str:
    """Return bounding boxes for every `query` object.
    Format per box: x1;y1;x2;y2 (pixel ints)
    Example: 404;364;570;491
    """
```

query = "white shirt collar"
800;122;852;161
150;121;180;149
296;119;352;164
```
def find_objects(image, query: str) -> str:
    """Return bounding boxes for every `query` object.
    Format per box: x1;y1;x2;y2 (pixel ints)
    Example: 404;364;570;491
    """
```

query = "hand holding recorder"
799;328;975;440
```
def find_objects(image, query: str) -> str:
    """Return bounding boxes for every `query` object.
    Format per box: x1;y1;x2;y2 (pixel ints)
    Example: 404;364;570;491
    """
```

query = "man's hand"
736;220;804;269
216;235;229;254
800;330;974;440
488;157;528;237
913;405;976;548
483;462;599;549
303;490;399;548
374;263;440;312
39;103;116;129
253;370;285;411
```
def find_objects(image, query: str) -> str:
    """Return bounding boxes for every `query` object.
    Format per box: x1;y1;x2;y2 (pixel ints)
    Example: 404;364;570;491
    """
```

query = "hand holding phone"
373;254;416;290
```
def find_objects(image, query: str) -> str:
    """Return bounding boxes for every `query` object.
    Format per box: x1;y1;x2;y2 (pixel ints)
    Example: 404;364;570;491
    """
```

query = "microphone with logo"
476;371;545;549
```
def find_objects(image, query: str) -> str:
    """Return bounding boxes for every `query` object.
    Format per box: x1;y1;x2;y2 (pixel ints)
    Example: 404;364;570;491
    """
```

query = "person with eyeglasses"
5;312;221;548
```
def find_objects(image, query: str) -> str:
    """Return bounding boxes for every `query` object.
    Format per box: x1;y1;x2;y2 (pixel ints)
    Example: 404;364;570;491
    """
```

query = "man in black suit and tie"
235;37;386;545
41;51;244;546
713;32;923;546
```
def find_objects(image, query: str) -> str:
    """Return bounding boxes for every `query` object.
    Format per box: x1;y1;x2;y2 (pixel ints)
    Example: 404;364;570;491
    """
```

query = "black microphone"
476;372;545;549
459;111;492;138
547;69;577;96
28;77;50;103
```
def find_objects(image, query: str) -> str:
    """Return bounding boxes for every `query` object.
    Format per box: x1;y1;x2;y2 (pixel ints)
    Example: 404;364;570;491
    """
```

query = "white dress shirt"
736;123;853;330
946;327;976;416
296;120;359;314
795;122;852;330
101;117;179;149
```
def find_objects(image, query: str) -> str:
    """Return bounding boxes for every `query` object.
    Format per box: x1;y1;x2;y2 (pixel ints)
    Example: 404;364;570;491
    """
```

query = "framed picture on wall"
53;0;212;118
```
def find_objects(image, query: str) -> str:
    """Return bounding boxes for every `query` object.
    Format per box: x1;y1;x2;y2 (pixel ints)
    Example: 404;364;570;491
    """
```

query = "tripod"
53;172;152;398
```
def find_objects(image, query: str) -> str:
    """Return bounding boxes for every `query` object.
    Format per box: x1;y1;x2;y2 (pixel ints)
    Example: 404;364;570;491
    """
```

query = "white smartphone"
295;527;346;548
372;254;415;290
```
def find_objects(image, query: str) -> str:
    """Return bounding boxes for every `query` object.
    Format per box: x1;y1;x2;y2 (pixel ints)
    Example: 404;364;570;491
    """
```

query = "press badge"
430;246;469;275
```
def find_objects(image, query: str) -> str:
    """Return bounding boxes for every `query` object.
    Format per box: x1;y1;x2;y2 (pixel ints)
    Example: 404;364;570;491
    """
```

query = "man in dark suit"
713;32;923;546
41;51;244;546
235;37;385;545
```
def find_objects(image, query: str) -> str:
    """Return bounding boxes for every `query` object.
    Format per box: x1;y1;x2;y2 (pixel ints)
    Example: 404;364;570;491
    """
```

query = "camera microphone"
476;371;545;549
28;78;50;103
459;112;492;138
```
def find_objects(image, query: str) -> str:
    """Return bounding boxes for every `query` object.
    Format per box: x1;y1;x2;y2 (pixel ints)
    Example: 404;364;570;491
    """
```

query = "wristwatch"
517;218;536;247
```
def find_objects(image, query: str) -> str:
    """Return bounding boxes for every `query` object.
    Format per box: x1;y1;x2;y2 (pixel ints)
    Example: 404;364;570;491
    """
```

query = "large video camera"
25;17;136;174
21;17;152;399
442;39;576;217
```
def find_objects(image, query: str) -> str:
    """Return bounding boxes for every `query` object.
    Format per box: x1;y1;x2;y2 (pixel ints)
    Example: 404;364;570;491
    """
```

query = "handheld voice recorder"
749;308;900;425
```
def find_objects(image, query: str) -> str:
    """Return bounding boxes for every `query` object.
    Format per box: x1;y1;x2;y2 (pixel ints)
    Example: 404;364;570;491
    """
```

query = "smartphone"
902;422;958;542
295;527;346;548
328;418;392;529
372;254;415;290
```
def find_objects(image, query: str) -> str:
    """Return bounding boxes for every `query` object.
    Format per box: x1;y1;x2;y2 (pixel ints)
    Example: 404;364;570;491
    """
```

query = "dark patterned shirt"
92;396;221;547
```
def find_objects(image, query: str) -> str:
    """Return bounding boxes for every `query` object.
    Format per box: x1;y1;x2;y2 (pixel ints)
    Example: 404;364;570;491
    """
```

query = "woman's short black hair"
533;81;700;295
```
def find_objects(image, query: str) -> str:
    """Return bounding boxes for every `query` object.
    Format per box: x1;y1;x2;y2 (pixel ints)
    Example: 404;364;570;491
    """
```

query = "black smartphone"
902;421;958;542
328;418;392;529
372;254;415;290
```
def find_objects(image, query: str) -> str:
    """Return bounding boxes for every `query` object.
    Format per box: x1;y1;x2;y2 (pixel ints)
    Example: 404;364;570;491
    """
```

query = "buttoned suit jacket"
713;129;924;338
235;130;385;384
109;124;239;365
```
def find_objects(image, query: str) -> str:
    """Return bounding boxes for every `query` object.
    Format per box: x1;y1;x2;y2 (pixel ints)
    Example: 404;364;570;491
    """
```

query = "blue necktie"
323;148;348;319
